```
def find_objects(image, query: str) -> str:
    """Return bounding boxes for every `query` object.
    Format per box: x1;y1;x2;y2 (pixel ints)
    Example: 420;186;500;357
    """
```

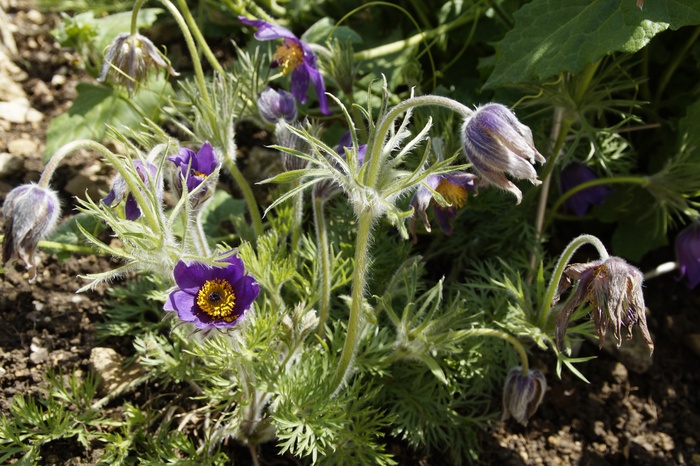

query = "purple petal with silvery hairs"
238;17;296;41
195;142;218;175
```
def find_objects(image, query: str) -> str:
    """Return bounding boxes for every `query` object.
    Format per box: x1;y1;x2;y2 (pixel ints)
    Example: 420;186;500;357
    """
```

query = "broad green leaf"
43;77;173;162
301;17;363;44
485;0;700;88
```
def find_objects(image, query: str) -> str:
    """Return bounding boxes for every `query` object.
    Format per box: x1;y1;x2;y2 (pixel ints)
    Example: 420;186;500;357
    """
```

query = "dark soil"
1;2;699;465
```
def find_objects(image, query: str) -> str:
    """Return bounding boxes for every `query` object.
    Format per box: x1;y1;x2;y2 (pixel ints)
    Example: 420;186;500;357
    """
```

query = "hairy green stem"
290;181;303;257
329;209;375;394
313;197;331;338
175;0;225;75
130;0;146;35
466;328;529;374
544;175;649;228
538;234;609;329
222;155;264;238
365;95;473;187
157;0;212;107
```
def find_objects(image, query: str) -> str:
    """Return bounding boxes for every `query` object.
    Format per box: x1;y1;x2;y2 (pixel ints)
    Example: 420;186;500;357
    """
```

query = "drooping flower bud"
461;103;545;204
559;162;612;217
2;184;61;279
102;159;162;221
168;142;220;209
97;32;178;91
554;256;654;353
502;367;547;426
258;87;298;123
275;120;312;172
675;224;700;289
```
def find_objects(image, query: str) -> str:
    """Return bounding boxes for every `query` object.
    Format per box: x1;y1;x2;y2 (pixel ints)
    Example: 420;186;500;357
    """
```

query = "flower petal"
232;275;260;316
239;17;296;41
290;64;310;104
164;290;198;322
306;61;331;115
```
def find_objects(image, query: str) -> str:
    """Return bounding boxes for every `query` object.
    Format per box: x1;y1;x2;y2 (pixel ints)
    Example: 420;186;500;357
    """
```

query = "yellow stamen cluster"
436;179;468;208
196;278;237;322
273;39;304;75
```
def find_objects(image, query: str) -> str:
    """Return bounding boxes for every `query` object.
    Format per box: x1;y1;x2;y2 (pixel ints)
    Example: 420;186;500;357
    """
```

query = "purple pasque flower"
258;87;298;123
239;17;331;115
554;256;653;353
409;172;478;242
168;142;219;208
675;224;700;289
502;367;547;426
461;103;545;204
559;162;612;218
164;253;260;330
97;32;178;91
102;159;161;221
2;184;61;279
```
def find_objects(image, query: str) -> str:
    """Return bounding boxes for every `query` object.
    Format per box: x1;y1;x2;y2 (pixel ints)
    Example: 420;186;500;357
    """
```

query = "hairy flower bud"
168;142;219;209
461;103;545;203
102;159;162;221
258;87;298;123
554;257;654;353
97;32;178;90
675;224;700;289
2;184;61;279
502;367;547;426
559;162;612;217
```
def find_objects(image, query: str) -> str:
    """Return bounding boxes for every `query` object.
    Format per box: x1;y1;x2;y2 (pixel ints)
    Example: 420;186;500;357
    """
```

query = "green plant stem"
655;26;700;103
222;155;264;238
313;197;331;338
365;95;473;188
538;234;609;330
353;13;474;61
466;328;529;374
290;181;303;257
189;209;211;256
157;0;212;107
0;237;99;255
174;0;225;75
40;140;162;236
130;0;146;35
544;175;650;229
329;208;375;394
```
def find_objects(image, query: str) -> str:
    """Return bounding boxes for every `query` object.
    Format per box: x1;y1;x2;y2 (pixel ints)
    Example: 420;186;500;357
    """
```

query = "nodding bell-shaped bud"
258;87;298;123
554;257;654;353
102;160;162;221
168;142;220;209
2;184;61;279
502;367;547;426
559;162;612;218
97;32;178;90
675;224;700;289
275;121;312;172
461;103;545;204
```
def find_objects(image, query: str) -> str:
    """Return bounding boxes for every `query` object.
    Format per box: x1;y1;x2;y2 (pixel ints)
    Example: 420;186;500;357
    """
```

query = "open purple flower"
239;17;331;115
461;103;545;204
502;367;547;426
675;224;700;289
409;172;478;242
168;142;219;208
102;159;161;221
164;253;260;330
2;184;61;279
559;162;612;217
